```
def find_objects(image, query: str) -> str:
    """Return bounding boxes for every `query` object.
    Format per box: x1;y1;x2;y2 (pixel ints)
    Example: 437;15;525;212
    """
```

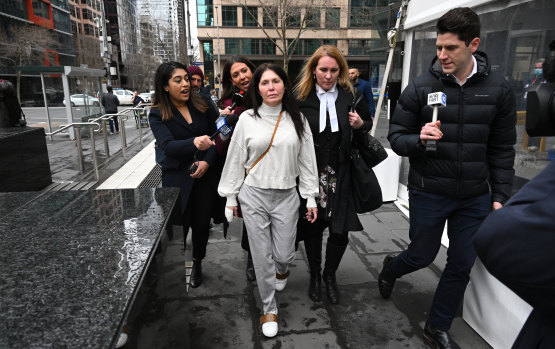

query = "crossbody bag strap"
247;110;284;175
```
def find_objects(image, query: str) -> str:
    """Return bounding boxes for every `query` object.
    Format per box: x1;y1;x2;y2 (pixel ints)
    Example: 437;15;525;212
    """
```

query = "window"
0;0;25;17
287;39;302;56
303;39;320;55
261;39;275;55
225;38;240;55
241;39;260;55
348;39;380;55
243;6;258;27
305;9;320;28
197;0;213;26
325;8;340;28
263;7;276;27
222;6;237;26
32;0;51;19
285;11;300;28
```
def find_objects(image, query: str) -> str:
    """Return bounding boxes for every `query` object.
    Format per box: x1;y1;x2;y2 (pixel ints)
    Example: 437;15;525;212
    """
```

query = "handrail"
45;122;100;136
45;107;151;182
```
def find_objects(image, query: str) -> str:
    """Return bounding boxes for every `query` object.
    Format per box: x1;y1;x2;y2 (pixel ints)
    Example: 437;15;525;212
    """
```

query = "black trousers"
182;177;216;260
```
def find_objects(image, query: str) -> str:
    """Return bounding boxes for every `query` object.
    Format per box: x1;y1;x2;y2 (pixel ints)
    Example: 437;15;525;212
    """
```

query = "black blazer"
149;101;219;212
297;85;372;234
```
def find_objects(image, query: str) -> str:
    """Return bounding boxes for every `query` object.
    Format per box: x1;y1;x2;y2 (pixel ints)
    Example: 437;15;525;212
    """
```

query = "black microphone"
210;113;239;140
229;91;245;111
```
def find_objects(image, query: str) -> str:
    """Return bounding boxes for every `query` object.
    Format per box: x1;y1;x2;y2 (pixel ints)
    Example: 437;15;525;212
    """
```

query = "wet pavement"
28;110;492;348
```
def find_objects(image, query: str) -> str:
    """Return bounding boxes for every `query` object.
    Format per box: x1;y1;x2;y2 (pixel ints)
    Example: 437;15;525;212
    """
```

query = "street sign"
192;62;203;66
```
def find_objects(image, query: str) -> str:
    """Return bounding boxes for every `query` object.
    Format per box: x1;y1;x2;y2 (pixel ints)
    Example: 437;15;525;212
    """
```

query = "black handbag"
350;147;383;213
355;131;388;168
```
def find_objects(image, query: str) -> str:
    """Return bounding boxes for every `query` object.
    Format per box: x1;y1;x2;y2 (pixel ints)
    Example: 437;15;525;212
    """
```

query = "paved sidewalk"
125;205;491;349
33;110;492;348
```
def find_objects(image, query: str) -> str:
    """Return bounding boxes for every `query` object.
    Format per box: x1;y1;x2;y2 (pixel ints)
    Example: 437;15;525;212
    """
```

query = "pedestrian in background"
295;45;373;305
349;67;376;117
382;7;516;348
218;63;318;338
149;61;220;289
132;91;144;129
216;55;259;282
101;86;120;134
187;65;211;100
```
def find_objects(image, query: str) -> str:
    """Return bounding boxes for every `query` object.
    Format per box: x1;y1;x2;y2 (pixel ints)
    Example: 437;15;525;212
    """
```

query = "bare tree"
125;53;160;92
73;34;104;69
235;0;326;72
0;23;60;101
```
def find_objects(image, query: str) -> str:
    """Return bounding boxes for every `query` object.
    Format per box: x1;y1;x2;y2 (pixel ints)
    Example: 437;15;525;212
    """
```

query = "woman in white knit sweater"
218;64;319;338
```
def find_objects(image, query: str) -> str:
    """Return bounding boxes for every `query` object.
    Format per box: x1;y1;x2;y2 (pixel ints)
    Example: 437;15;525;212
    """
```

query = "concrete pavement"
34;109;491;348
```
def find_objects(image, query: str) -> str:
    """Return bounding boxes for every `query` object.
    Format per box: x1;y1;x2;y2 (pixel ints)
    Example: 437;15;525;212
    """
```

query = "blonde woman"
295;45;373;304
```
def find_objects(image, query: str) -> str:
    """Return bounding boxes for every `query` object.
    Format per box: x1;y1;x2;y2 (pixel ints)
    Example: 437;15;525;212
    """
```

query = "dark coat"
297;85;372;234
149;100;219;213
474;161;555;348
388;51;516;204
101;92;119;113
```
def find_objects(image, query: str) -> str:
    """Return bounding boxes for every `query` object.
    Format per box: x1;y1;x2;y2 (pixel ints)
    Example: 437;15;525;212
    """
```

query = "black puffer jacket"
388;51;516;204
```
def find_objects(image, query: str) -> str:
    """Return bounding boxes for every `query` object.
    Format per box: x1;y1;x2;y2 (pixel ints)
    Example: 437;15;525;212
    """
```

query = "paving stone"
352;216;409;254
260;330;342;349
166;296;254;349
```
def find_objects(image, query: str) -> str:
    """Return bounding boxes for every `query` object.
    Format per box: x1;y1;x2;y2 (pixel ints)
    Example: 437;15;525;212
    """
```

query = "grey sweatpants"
238;184;300;315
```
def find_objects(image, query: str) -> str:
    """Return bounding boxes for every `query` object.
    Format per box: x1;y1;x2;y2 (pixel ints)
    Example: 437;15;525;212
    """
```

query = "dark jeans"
388;189;490;331
182;177;216;260
108;115;119;133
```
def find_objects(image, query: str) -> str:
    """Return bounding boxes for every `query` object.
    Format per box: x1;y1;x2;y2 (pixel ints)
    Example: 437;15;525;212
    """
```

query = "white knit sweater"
218;103;319;208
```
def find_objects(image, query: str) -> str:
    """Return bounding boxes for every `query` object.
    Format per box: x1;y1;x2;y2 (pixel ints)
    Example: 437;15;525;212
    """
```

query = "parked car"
63;94;100;107
139;92;152;103
113;89;134;105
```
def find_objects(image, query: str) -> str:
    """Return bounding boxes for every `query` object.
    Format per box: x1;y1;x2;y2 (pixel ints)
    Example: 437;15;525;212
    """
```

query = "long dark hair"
153;61;207;121
218;55;256;108
246;63;305;140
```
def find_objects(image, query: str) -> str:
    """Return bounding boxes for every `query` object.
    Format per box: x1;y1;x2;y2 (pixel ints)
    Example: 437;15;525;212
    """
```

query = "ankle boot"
322;242;347;304
190;258;203;288
246;252;256;281
309;272;322;301
304;236;323;301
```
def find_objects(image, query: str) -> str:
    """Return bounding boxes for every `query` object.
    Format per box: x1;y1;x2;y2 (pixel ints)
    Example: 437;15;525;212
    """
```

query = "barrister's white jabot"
316;83;339;133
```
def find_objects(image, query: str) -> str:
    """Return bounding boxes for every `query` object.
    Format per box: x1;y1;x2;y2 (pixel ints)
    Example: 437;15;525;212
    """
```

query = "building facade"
0;0;75;105
195;0;401;87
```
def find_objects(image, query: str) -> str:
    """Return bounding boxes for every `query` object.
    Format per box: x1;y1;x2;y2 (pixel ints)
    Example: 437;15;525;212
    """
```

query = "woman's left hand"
190;160;209;178
348;111;364;129
306;207;318;223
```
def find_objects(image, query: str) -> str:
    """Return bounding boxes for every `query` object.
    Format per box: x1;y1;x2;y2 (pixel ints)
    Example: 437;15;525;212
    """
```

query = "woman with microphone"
216;55;259;281
295;45;372;304
218;63;318;337
149;61;220;288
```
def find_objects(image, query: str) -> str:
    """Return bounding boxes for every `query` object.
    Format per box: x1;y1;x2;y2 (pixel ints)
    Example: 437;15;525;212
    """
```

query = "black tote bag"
351;148;383;213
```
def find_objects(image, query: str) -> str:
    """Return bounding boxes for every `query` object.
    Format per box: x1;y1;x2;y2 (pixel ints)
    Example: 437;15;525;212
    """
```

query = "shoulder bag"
351;131;383;213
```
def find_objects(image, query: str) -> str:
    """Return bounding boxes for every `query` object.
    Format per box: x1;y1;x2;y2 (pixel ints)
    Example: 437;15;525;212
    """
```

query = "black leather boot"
322;242;347;304
190;258;203;288
246;252;256;281
304;236;323;301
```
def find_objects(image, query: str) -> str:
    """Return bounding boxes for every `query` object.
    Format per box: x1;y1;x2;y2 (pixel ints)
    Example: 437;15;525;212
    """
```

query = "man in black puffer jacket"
380;7;516;349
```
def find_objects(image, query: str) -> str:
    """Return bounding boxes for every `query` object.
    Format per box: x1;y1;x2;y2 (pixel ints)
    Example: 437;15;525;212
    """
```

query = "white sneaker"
260;314;278;337
115;333;128;348
275;270;290;292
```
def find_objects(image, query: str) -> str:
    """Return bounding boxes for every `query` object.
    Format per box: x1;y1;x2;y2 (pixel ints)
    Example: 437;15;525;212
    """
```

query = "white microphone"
426;91;446;152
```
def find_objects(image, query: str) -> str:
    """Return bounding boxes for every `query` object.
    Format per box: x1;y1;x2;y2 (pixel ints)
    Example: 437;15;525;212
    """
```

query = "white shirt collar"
452;55;477;86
